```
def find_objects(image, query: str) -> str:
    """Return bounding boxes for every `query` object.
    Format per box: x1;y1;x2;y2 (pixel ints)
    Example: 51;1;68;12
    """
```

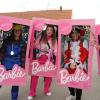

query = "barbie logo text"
32;61;56;75
0;23;12;31
0;65;25;82
0;23;11;27
59;69;89;84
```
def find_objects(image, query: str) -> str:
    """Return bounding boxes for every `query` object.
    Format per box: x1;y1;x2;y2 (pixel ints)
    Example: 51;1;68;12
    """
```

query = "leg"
76;88;82;100
29;76;39;96
44;77;52;94
68;87;75;96
66;87;75;100
11;86;19;100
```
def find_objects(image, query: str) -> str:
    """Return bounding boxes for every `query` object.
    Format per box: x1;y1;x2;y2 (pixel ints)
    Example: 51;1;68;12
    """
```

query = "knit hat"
13;24;22;30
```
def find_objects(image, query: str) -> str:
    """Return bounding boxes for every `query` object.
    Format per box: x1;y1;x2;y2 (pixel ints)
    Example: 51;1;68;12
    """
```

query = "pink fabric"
29;76;52;96
44;77;52;93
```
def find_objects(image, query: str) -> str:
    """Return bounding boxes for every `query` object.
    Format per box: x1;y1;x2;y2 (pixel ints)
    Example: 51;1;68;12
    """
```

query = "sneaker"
28;95;36;100
45;92;52;96
28;96;33;100
66;95;75;100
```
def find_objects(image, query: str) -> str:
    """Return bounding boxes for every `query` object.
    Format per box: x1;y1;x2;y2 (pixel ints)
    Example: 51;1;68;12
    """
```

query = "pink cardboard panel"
29;18;59;77
57;19;95;89
0;16;32;85
95;25;100;75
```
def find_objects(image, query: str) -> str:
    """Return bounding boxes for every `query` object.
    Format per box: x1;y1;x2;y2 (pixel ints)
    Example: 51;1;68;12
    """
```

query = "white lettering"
59;69;89;84
0;65;25;82
32;61;56;75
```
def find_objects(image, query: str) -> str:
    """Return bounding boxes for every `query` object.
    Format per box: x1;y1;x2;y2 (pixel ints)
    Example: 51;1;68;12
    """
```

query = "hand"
95;45;100;49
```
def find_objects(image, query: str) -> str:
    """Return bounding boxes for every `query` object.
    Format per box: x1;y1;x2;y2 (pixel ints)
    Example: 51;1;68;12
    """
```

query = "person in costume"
28;24;57;100
0;24;26;100
64;29;88;74
65;29;88;100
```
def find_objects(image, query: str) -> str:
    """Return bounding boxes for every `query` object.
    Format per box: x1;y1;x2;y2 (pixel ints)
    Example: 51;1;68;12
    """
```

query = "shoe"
66;95;75;100
28;96;33;100
28;95;36;100
45;92;52;96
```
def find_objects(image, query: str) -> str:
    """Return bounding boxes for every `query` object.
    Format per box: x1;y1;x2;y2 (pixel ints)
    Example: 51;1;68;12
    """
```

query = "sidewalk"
0;48;100;100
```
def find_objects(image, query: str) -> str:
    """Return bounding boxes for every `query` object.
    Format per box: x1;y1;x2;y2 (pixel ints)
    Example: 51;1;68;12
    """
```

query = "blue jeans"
11;86;19;100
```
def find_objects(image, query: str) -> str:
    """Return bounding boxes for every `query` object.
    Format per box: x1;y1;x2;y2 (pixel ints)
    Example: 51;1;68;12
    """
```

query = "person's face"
46;27;53;37
70;62;77;69
14;29;21;37
72;33;79;41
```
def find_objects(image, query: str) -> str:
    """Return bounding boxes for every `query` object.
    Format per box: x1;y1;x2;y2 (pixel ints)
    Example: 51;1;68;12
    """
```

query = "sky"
0;0;100;24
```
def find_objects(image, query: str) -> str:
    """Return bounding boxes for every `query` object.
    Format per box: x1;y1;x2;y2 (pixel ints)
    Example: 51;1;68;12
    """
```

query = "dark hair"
69;29;79;37
10;29;22;43
40;24;57;47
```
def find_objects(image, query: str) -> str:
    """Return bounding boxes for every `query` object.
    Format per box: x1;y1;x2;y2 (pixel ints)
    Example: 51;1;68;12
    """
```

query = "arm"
80;47;88;64
53;40;57;56
64;47;71;63
34;34;41;48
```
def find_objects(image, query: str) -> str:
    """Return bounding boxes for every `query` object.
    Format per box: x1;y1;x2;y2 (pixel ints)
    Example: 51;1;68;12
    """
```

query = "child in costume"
28;25;57;100
64;29;88;100
0;24;26;100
